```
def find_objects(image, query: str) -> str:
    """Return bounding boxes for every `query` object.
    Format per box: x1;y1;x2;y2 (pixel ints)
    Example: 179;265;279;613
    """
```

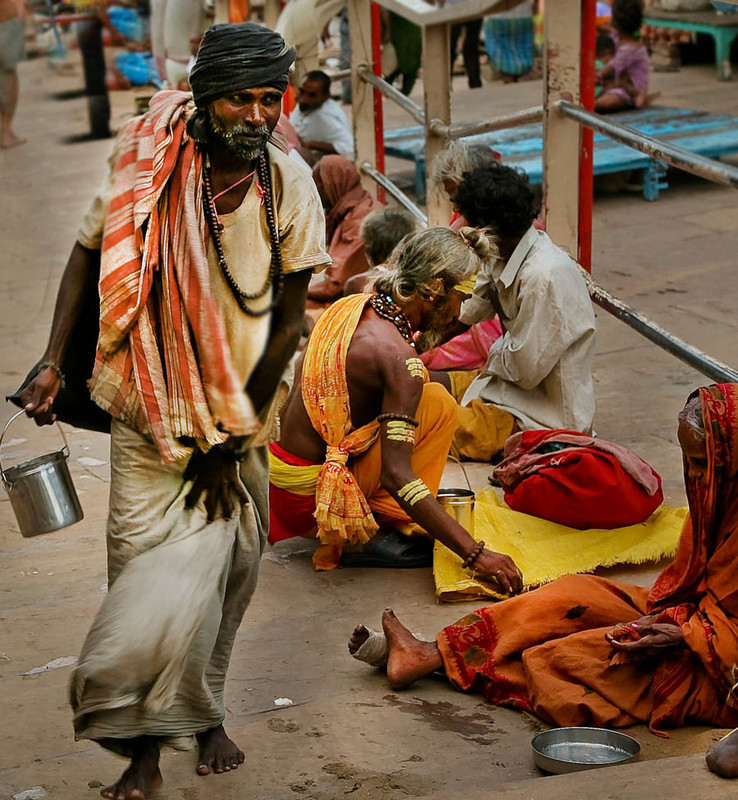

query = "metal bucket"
1;410;84;537
437;488;475;534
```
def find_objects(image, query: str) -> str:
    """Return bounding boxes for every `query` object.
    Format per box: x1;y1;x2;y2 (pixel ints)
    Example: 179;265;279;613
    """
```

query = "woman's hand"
184;447;250;523
473;549;524;596
607;622;684;660
21;366;62;426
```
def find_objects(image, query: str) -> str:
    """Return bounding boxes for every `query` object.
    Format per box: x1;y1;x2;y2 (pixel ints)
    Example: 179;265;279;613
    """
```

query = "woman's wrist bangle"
39;360;66;388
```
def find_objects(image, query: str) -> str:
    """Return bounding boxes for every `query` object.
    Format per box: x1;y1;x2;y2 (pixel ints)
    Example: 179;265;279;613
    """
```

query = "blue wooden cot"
384;107;738;203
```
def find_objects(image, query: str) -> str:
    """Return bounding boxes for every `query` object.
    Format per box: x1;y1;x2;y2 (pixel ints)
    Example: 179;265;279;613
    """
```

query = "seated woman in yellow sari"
270;226;523;590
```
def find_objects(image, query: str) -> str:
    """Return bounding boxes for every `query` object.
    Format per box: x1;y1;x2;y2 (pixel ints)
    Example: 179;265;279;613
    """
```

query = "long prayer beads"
369;293;415;347
201;151;284;317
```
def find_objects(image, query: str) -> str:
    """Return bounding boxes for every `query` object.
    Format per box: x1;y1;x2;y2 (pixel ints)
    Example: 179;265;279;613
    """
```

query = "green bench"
643;9;738;80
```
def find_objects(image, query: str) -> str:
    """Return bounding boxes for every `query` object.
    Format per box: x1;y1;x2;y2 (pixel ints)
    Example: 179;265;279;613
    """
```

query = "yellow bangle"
386;419;416;445
397;478;431;506
405;357;426;380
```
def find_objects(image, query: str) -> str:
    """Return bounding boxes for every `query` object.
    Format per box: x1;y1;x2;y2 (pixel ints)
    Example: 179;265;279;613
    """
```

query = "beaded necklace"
201;150;283;318
369;293;416;348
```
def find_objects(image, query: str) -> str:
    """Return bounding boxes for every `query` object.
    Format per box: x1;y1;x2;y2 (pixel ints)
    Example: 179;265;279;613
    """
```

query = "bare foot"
196;724;245;775
348;624;370;655
382;608;443;690
0;133;26;149
707;729;738;778
101;738;162;800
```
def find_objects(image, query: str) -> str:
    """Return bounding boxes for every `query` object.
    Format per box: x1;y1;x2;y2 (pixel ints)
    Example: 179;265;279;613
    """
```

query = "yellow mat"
434;490;688;602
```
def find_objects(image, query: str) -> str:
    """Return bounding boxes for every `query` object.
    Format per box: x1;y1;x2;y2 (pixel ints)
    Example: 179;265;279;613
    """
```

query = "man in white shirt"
289;69;355;164
432;163;596;462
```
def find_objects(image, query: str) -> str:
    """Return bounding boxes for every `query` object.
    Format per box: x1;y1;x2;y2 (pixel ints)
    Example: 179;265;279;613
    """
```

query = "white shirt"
290;99;355;160
459;225;596;432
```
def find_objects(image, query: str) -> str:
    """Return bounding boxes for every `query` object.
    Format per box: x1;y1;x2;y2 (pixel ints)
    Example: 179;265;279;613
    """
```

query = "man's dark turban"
189;22;296;109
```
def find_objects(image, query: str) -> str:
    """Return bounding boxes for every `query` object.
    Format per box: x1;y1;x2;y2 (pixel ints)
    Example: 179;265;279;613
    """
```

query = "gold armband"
386;420;416;445
405;357;426;380
397;477;431;506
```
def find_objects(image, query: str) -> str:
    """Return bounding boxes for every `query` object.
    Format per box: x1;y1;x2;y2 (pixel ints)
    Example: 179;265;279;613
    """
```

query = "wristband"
39;360;66;389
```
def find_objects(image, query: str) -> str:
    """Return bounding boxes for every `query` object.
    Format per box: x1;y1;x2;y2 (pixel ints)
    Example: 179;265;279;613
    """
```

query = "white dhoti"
70;420;268;755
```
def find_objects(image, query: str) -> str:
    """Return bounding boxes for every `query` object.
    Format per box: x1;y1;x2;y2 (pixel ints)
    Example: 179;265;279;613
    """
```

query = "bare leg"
0;68;25;149
100;737;162;800
382;608;443;690
196;724;245;775
707;729;738;779
594;91;629;114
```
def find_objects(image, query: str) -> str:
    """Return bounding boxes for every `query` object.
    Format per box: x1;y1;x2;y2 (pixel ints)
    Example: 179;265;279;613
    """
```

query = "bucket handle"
0;409;71;487
447;454;473;495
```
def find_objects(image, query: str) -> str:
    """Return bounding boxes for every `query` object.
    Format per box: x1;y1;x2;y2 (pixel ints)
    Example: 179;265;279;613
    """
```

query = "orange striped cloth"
89;90;260;461
301;293;381;568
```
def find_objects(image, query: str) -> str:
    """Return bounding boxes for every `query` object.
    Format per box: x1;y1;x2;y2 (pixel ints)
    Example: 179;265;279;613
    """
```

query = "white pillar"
542;0;581;257
349;0;378;196
423;22;452;226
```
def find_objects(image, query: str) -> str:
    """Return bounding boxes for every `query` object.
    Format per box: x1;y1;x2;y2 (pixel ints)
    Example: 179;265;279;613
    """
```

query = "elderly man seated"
269;226;522;590
432;163;596;462
350;384;738;738
290;70;355;165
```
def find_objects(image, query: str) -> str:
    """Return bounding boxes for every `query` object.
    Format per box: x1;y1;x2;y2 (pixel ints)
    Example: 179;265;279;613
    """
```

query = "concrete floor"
1;50;738;800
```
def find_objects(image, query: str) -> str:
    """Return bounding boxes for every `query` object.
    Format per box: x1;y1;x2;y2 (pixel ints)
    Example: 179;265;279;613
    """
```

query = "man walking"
22;22;330;799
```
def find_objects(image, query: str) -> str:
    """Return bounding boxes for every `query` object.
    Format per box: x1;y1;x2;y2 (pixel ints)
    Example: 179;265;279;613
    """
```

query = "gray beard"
208;108;270;162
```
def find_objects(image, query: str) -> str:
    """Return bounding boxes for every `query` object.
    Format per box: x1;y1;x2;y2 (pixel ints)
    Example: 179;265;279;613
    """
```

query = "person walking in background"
0;0;26;148
484;0;534;84
450;18;483;89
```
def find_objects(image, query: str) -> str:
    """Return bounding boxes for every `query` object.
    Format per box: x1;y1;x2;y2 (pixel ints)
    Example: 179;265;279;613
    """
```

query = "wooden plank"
349;0;378;197
422;22;452;225
543;0;581;255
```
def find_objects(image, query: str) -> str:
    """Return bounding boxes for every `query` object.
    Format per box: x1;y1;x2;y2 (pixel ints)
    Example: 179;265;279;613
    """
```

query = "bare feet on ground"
196;724;245;775
382;608;443;690
0;132;26;149
101;738;162;800
348;623;370;655
706;729;738;778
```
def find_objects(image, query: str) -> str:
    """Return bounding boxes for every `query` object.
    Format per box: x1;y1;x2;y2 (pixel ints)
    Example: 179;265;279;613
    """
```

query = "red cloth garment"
268;442;320;544
492;429;663;529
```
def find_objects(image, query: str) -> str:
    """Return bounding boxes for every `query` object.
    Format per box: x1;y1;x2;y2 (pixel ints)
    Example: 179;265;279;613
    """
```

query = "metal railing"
360;162;428;225
581;270;738;384
557;100;738;189
355;65;542;142
428;106;543;140
356;64;426;125
359;166;738;385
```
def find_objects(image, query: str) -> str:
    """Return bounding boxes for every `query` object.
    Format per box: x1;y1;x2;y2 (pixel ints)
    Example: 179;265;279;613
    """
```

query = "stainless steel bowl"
531;727;641;774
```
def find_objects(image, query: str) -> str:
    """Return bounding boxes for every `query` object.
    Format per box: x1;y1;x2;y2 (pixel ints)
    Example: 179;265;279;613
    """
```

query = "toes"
196;763;212;776
237;751;245;764
101;788;115;799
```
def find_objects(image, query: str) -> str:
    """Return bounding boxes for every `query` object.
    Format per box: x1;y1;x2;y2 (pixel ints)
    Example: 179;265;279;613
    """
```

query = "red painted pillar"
371;1;386;201
578;0;596;271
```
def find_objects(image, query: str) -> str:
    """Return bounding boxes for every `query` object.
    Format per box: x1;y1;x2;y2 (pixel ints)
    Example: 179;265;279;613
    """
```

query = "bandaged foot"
348;624;389;667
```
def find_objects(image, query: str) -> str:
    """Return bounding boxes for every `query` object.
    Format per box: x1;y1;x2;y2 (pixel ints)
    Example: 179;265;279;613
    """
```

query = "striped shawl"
90;90;260;461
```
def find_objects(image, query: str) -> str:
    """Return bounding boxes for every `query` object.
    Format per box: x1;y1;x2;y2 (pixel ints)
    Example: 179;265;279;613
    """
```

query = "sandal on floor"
340;530;433;569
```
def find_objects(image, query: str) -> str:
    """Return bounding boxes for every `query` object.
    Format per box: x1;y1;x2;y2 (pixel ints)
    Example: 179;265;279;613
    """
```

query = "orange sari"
438;383;738;735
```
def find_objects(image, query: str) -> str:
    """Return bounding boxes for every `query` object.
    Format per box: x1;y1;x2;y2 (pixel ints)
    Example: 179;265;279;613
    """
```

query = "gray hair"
678;394;705;440
360;207;418;267
429;140;500;191
374;226;496;302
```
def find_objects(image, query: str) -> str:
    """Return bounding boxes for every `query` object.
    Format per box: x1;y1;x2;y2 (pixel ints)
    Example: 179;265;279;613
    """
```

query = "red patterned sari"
437;384;738;735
